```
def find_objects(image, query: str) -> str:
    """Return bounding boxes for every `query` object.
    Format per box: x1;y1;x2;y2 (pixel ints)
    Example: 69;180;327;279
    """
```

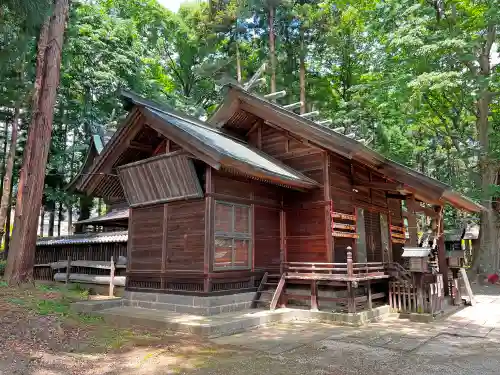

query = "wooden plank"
331;212;356;221
390;225;405;232
162;204;168;272
391;232;406;239
397;283;402;311
353;181;402;190
270;274;286;311
65;256;71;284
333;223;356;231
391;238;406;244
389;283;393;309
109;256;115;297
310;280;319;311
251;272;268;308
459;268;475;305
332;231;359;238
367;280;372;310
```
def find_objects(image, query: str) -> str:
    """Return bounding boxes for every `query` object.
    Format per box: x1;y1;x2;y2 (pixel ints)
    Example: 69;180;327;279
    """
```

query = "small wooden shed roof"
73;208;129;226
36;230;128;246
76;92;319;196
209;84;484;213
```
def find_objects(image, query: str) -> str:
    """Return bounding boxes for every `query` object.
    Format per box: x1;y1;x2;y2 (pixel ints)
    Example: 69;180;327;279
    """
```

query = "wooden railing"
283;250;386;281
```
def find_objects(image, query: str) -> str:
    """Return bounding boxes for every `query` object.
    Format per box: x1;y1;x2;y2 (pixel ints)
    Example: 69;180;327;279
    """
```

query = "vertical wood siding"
128;200;205;273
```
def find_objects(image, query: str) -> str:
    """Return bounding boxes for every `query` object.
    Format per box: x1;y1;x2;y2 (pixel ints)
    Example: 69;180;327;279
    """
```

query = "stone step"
96;306;288;337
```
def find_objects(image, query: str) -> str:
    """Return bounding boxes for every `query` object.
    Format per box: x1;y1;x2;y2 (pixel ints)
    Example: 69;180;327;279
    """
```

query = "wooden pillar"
109;256;115;297
406;196;418;246
435;205;449;296
204;166;213;293
367;280;372;310
311;280;318;311
280;207;286;274
323;152;333;263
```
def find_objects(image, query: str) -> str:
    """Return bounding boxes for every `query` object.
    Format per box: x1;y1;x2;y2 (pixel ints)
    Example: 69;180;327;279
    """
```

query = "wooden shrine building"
67;85;482;313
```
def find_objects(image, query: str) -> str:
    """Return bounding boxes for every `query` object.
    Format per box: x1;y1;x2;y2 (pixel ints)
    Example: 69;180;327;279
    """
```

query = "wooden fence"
389;274;444;315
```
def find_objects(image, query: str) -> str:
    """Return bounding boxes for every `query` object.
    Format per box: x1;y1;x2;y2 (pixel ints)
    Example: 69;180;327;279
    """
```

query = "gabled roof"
66;125;114;192
209;84;484;213
78;91;319;195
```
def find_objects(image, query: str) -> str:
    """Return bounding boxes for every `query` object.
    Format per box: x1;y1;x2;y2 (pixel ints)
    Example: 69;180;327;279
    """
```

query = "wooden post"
109;256;115;297
347;247;353;277
406;196;418;246
65;256;71;284
311;280;318;311
367;280;372;310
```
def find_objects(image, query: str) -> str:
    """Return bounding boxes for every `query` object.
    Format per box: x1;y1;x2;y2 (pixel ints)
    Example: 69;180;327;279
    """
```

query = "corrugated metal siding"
119;153;203;207
36;231;128;246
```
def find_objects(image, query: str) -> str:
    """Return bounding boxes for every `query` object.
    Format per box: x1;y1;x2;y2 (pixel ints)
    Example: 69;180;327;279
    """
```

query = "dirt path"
2;283;500;375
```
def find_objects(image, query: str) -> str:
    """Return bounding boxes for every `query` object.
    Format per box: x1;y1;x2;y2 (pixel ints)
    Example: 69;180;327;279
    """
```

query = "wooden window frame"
214;201;252;271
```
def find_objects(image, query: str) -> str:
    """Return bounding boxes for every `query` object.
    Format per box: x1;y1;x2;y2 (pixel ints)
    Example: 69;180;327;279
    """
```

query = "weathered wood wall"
128;200;205;272
211;170;282;272
250;123;328;263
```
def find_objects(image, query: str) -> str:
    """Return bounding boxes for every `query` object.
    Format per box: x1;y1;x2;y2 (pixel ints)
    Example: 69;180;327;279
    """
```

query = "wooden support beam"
283;101;302;110
245;121;261;136
300;110;319;119
128;140;154;152
435;205;449;296
317;119;332;126
109;256;115;297
311;280;319;311
406;196;418;246
353;181;403;191
264;90;287;100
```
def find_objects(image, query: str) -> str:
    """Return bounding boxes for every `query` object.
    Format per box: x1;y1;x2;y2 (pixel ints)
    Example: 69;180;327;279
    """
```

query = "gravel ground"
2;282;500;375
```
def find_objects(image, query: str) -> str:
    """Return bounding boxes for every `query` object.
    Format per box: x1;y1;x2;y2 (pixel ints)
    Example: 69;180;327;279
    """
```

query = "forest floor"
1;282;500;375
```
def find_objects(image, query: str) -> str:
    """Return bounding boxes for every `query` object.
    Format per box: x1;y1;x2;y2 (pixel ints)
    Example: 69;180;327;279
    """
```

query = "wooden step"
260;290;275;294
263;282;278;286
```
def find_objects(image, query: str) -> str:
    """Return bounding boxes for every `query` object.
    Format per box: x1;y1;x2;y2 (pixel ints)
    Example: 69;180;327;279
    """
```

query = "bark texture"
299;28;306;115
5;0;69;284
0;105;20;242
268;5;276;94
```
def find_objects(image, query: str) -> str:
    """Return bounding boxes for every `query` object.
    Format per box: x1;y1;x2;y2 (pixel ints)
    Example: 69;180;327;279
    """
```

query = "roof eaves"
219;84;483;211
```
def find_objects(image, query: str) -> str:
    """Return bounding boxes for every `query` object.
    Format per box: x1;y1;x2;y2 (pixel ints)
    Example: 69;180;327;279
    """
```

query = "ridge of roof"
212;83;483;213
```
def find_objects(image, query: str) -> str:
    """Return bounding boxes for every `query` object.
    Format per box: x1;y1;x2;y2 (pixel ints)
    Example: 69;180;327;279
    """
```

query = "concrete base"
92;305;392;337
122;291;255;316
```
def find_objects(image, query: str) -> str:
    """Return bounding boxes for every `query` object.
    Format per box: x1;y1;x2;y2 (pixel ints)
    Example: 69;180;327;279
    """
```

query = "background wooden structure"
56;87;482;307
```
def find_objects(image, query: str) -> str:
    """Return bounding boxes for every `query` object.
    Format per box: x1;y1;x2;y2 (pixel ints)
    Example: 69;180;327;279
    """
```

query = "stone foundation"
122;291;255;315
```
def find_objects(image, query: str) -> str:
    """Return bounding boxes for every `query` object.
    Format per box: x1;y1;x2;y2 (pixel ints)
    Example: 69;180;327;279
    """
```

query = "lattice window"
214;201;252;270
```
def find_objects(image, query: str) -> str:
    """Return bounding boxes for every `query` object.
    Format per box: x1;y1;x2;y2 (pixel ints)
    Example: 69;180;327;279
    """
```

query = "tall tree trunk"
48;201;55;237
472;25;499;275
57;200;63;236
67;203;72;235
299;28;306;115
0;104;20;242
74;195;92;233
5;0;69;284
3;198;12;260
0;121;9;195
39;206;45;236
268;4;276;94
236;42;242;83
